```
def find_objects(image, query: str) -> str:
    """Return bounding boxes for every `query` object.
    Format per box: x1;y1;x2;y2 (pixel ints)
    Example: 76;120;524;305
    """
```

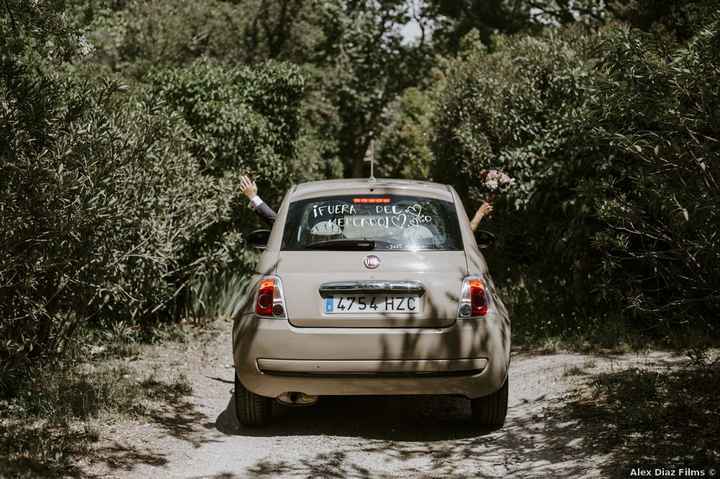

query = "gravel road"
82;320;682;478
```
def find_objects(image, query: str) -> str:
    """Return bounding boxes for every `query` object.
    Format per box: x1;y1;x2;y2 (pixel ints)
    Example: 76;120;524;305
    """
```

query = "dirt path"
81;319;685;478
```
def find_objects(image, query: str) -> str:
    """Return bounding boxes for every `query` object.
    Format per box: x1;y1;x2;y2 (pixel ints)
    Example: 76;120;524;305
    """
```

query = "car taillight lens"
255;276;287;318
458;276;489;318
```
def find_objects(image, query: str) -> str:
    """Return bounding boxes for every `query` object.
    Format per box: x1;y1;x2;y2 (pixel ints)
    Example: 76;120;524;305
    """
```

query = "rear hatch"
277;251;467;328
275;192;467;328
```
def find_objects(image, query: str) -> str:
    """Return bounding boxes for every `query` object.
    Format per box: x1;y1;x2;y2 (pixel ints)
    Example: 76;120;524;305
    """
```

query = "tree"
0;0;314;385
424;0;606;51
430;9;720;337
313;0;433;177
376;86;435;179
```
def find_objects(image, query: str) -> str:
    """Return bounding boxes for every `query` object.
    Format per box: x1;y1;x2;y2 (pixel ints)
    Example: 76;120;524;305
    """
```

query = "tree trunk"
351;153;365;178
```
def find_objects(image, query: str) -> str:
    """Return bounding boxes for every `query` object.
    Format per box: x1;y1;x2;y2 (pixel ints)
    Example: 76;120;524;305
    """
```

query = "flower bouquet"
480;169;515;202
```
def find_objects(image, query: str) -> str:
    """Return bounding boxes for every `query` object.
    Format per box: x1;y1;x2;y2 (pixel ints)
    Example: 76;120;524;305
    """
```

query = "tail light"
255;276;287;318
458;276;489;318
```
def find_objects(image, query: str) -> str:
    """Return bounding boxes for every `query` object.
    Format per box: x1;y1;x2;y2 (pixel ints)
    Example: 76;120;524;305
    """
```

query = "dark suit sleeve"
252;201;277;226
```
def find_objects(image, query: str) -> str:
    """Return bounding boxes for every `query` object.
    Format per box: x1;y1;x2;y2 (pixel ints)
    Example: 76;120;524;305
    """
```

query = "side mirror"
474;229;496;249
246;229;271;250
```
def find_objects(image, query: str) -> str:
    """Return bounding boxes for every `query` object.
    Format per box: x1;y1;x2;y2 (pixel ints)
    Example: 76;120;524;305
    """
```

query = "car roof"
289;178;455;202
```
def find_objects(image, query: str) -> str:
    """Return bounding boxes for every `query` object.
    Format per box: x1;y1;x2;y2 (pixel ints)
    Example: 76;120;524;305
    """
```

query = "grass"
499;282;720;355
513;328;720;356
562;365;588;377
513;331;640;355
188;271;254;320
80;315;221;363
0;310;222;478
0;357;193;477
557;359;720;474
509;306;720;355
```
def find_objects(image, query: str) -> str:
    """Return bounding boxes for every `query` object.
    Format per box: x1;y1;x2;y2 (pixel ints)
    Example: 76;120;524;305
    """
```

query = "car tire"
234;372;272;427
471;377;508;427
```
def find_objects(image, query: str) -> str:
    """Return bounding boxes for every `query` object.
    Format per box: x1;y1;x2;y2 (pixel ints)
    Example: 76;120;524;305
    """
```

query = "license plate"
323;295;422;314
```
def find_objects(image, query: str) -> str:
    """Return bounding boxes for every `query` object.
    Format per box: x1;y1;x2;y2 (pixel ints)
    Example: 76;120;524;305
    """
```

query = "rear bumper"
256;358;488;376
232;314;510;400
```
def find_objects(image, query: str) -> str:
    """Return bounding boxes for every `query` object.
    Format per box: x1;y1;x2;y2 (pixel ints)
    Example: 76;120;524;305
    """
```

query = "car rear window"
281;195;463;251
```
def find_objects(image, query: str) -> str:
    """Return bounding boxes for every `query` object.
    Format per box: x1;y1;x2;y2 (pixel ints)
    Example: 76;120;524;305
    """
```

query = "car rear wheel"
471;377;508;427
234;373;272;427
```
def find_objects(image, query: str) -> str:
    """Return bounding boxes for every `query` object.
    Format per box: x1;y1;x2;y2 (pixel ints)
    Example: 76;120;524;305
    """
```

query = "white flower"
483;169;515;192
77;34;95;57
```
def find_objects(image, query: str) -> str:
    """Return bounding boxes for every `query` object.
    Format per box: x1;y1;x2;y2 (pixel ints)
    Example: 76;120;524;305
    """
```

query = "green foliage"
149;60;305;191
376;87;435;179
0;2;312;389
147;60;314;319
80;0;433;179
605;0;720;40
425;0;606;51
0;72;234;386
82;0;324;77
431;14;720;337
312;0;434;177
591;20;720;324
433;29;604;330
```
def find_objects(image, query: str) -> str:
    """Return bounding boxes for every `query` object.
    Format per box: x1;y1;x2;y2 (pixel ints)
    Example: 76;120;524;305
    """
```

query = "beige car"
232;179;511;427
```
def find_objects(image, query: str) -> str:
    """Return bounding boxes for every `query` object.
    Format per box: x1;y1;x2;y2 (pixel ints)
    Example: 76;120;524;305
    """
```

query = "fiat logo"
363;255;381;269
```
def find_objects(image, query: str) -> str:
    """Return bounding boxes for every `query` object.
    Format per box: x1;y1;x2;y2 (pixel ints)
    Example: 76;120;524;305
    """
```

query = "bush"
148;60;318;317
376;87;435;179
0;73;231;388
591;20;720;329
431;14;720;339
82;0;324;77
149;60;305;194
432;29;606;335
0;4;312;390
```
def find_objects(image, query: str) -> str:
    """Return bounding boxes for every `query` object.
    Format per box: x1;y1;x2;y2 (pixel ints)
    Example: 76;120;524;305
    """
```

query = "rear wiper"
305;239;376;250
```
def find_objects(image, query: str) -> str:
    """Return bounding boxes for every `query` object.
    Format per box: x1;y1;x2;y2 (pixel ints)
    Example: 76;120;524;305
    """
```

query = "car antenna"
364;136;376;184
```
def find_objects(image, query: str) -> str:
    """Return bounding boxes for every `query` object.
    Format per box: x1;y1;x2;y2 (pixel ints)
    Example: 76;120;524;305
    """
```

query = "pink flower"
482;169;515;193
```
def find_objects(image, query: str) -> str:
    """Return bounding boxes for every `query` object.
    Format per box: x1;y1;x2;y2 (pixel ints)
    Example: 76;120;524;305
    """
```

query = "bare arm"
469;202;493;232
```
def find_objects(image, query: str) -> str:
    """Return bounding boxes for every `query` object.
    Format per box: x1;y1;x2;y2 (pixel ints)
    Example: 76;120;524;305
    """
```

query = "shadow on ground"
560;362;720;478
7;353;716;478
138;375;212;448
0;367;210;478
207;357;719;479
215;393;490;441
211;391;585;478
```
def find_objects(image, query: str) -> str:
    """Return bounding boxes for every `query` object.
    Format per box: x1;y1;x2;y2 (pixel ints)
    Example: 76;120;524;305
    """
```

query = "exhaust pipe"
276;391;319;406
